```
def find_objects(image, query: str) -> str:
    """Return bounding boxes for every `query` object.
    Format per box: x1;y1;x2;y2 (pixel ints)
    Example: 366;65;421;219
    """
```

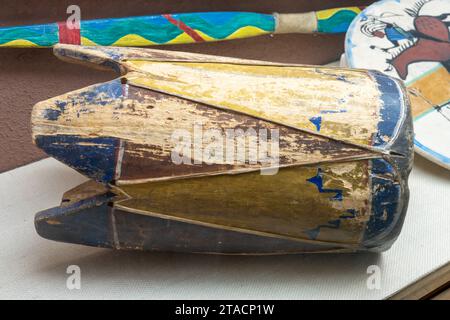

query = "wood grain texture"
35;181;350;254
116;162;372;245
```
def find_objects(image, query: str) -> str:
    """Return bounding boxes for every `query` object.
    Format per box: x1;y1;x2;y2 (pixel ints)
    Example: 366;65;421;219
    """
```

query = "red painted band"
163;14;204;42
57;21;81;45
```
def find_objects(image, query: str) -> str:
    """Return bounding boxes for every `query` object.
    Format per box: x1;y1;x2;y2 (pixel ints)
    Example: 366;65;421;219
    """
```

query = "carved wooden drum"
32;45;413;253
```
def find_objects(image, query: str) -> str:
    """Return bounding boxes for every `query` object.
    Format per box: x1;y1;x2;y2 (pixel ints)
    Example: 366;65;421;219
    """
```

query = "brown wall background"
0;0;373;172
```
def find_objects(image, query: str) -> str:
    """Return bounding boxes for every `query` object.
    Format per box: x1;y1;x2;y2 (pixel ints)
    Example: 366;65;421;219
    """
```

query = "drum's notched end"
53;44;127;74
34;181;117;249
31;78;127;183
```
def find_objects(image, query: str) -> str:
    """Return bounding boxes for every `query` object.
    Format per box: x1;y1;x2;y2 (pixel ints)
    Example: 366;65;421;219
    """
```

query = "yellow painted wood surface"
126;61;383;147
116;161;371;245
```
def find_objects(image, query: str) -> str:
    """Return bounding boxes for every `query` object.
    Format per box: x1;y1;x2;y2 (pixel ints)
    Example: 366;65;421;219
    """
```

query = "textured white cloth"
0;155;449;300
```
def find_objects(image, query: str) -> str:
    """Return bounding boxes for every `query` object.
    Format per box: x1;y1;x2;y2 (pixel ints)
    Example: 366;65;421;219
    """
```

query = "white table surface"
0;154;449;300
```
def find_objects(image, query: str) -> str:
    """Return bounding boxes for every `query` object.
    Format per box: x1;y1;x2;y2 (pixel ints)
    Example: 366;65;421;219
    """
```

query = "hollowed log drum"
31;45;413;254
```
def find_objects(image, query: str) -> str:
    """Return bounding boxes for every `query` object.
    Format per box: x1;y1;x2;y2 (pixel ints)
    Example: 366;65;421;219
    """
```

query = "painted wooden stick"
31;45;413;254
0;7;362;47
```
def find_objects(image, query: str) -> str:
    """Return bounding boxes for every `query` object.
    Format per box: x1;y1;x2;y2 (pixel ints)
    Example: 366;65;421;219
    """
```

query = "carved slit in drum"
32;45;414;253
